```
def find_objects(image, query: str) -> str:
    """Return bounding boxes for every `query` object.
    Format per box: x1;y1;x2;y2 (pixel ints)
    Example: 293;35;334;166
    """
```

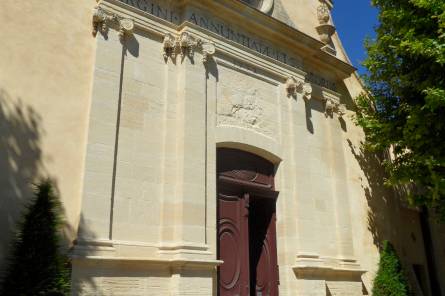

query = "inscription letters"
119;0;337;91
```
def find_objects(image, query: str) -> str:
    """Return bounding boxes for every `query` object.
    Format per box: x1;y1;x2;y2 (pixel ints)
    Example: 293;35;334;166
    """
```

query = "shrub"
1;180;70;295
372;241;411;296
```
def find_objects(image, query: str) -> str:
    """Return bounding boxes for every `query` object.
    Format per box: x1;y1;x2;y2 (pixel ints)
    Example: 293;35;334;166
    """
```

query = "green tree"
373;241;411;296
1;180;70;295
356;0;445;219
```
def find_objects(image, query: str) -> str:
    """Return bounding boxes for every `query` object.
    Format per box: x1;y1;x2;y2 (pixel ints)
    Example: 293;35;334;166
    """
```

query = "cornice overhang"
100;0;356;81
181;0;356;79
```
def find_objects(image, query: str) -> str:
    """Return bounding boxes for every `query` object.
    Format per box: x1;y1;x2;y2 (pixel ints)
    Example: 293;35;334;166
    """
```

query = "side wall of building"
0;0;96;272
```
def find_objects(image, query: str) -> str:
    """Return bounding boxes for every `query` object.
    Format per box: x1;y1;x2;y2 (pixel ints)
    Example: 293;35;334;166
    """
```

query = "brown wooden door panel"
217;148;279;296
218;193;250;296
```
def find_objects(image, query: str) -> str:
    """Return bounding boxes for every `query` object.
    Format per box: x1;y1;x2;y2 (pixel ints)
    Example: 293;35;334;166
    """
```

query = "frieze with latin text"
119;0;337;91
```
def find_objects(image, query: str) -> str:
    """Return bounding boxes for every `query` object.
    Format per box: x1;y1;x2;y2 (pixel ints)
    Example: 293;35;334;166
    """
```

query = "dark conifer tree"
1;180;70;296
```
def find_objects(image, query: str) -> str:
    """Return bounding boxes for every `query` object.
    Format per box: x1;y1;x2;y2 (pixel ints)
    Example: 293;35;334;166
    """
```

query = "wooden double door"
217;148;279;296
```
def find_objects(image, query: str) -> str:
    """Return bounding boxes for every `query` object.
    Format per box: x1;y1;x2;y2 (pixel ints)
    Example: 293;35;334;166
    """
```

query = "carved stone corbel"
286;76;298;97
92;6;118;37
286;77;311;100
178;32;199;59
303;83;312;100
337;103;347;118
323;97;346;117
163;33;176;60
163;32;202;62
118;18;134;41
286;76;303;98
324;98;336;116
200;41;216;63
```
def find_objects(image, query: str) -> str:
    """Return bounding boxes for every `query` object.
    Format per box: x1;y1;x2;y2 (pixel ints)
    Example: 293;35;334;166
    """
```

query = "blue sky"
331;1;379;75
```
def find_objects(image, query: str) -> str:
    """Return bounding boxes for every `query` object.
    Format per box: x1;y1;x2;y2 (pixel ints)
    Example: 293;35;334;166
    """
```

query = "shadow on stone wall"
346;138;442;295
0;89;44;273
70;214;100;295
347;139;401;250
0;91;95;291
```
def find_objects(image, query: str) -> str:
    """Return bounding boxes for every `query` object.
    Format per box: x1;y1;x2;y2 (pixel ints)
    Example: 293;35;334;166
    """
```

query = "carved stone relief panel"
217;65;278;139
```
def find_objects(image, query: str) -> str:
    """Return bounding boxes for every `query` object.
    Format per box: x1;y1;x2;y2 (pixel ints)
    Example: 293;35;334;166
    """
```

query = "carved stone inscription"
217;66;277;138
119;0;337;91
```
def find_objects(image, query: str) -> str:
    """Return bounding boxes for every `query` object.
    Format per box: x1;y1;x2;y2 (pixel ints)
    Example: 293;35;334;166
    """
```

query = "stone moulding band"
293;254;366;278
71;255;223;268
292;265;367;278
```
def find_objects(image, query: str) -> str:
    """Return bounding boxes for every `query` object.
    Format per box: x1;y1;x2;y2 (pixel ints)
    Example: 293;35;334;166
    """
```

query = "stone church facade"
1;0;445;295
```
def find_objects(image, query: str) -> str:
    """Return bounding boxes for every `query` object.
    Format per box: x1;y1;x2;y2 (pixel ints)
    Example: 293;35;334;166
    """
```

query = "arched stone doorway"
217;148;279;296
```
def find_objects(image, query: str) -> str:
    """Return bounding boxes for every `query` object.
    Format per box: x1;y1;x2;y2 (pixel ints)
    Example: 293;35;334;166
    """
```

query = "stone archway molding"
215;126;282;165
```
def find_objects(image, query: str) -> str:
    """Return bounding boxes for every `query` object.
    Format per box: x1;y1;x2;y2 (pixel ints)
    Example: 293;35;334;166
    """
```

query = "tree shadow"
346;139;401;250
0;89;44;274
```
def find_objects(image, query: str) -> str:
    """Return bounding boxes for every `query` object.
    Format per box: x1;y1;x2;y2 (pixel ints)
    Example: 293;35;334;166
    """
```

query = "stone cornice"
103;0;355;82
182;0;356;78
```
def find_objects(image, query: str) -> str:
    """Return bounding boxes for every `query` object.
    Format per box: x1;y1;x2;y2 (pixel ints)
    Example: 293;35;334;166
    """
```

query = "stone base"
71;256;221;295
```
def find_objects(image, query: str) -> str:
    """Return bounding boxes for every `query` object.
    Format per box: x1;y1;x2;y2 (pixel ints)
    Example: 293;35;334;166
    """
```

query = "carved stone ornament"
324;98;336;116
316;1;336;47
316;24;336;45
285;76;302;97
317;2;330;25
119;19;134;41
303;83;312;100
286;76;312;100
163;33;176;59
178;32;199;58
337;103;347;118
92;6;135;41
162;32;215;63
323;97;346;117
92;6;117;37
201;42;216;63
